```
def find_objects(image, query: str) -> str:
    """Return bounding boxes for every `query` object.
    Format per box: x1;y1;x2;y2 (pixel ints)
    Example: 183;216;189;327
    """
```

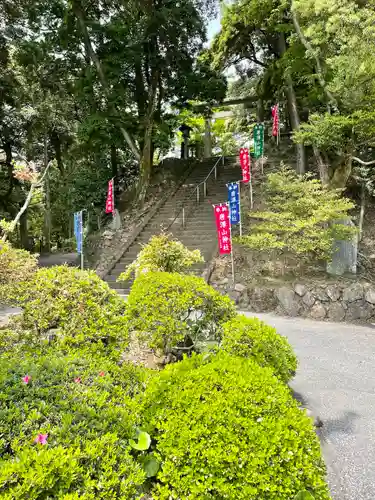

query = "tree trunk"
291;8;338;111
1;161;52;243
72;0;140;161
43;135;52;252
111;144;118;179
137;125;153;202
51;131;64;175
204;115;212;158
277;33;307;174
19;210;29;250
3;142;15;199
329;155;353;189
359;182;365;242
136;69;159;202
256;99;265;122
313;146;330;185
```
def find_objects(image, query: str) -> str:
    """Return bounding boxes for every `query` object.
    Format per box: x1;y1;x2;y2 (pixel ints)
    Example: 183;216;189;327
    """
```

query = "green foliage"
294;492;316;500
240;168;356;261
294;114;355;152
0;347;148;499
141;352;331;500
0;436;145;500
118;234;204;282
221;315;297;382
5;266;129;352
125;272;236;353
129;431;151;451
0;0;224;250
0;242;37;287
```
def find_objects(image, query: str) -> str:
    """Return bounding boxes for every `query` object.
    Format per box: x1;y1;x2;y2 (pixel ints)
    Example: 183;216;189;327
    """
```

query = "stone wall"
211;279;375;323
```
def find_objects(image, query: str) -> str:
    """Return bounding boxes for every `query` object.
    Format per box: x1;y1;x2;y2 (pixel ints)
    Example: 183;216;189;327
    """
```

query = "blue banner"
228;182;240;225
74;211;83;254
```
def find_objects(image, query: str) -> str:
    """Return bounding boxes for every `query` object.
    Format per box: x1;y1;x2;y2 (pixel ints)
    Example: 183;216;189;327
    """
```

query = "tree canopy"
0;0;226;249
211;0;375;186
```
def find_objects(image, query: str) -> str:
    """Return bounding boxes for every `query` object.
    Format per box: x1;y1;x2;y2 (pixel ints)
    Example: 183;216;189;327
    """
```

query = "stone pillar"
327;219;358;275
179;124;192;159
183;134;189;159
204;115;212;158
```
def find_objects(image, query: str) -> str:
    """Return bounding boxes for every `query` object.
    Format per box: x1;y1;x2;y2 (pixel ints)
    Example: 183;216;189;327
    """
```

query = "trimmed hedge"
126;271;236;353
118;233;204;282
4;266;129;352
141;353;331;500
0;347;149;499
0;242;37;286
221;315;297;382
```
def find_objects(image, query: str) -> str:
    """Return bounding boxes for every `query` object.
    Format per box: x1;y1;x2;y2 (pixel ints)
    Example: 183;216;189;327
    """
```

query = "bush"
141;353;330;500
125;272;236;354
0;347;148;499
4;266;129;351
117;233;204;282
0;242;37;287
220;315;297;382
239;167;356;261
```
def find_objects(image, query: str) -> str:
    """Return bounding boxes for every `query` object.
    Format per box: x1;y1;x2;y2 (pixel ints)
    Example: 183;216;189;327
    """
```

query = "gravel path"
243;312;375;500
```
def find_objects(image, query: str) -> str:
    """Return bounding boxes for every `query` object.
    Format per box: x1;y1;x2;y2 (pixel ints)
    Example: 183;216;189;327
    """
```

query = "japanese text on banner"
272;104;279;137
74;211;83;254
239;148;251;184
254;124;264;159
105;179;115;214
228;182;240;225
213;204;232;255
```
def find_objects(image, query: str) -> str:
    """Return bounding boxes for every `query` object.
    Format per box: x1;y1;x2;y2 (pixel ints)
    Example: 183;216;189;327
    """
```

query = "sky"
207;16;222;42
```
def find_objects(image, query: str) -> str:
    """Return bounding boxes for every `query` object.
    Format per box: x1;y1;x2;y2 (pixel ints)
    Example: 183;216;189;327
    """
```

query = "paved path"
243;312;375;500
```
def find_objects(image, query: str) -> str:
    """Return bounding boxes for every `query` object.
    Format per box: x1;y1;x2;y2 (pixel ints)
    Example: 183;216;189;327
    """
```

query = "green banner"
253;123;264;159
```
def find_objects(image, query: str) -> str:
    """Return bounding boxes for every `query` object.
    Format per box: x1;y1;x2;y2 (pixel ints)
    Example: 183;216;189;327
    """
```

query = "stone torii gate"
193;96;258;158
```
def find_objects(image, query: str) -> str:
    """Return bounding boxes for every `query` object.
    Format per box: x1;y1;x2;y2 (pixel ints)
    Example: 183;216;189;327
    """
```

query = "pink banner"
214;204;232;255
239;148;251;184
272;104;279;137
105;179;115;214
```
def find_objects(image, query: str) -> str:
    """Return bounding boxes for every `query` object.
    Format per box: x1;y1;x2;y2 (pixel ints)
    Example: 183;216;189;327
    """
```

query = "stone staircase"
104;156;241;294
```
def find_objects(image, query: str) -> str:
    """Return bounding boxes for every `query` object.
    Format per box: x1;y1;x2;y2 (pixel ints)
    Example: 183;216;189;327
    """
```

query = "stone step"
104;157;234;288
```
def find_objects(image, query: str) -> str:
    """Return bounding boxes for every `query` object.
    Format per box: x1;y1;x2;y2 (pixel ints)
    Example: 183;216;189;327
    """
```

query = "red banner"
272;104;279;137
105;179;115;214
214;204;232;255
239;148;251;184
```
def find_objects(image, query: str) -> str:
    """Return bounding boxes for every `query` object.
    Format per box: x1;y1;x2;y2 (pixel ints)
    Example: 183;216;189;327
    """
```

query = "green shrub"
141;353;330;500
117;233;203;282
0;435;145;500
0;347;148;498
239;167;356;261
220;315;297;382
4;266;129;351
125;271;236;353
0;242;37;290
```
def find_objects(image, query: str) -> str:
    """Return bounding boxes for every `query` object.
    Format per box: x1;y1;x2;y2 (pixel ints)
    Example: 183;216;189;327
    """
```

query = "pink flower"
34;433;48;445
74;377;81;384
22;375;31;384
99;371;105;377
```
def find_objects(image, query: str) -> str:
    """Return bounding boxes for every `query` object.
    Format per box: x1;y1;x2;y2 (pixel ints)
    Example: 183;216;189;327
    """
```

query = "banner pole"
261;124;265;174
228;202;235;285
80;210;84;271
238;181;242;237
250;180;253;209
112;177;115;219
